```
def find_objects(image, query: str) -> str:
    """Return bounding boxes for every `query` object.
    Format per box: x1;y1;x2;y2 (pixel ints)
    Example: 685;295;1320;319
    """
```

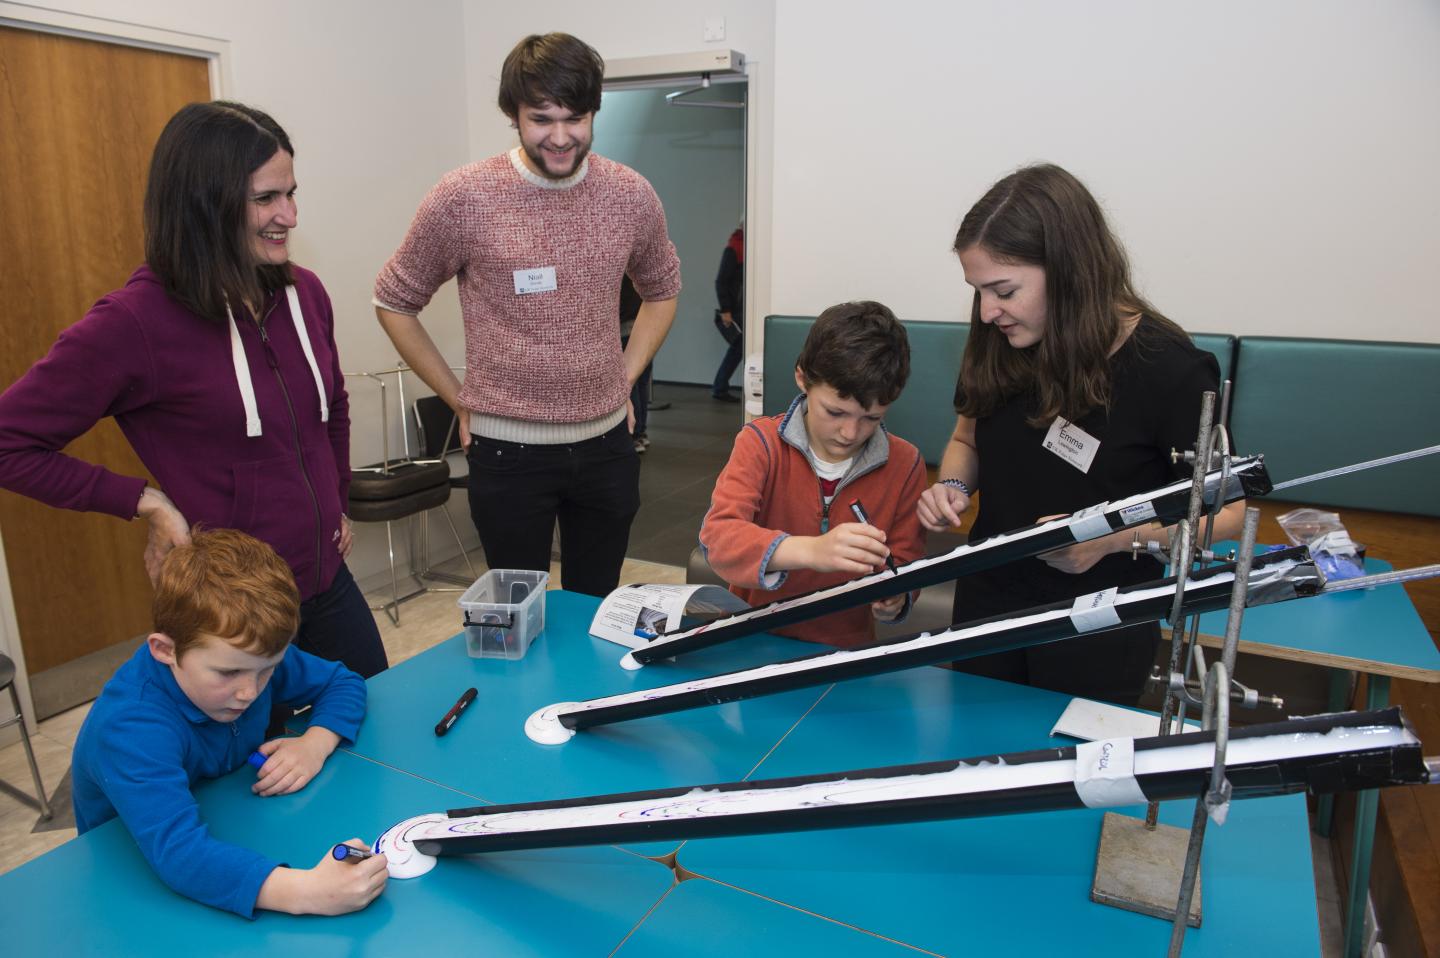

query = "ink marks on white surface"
512;266;557;295
1074;738;1148;808
525;702;582;745
1069;588;1121;632
375;813;448;879
1043;416;1099;473
1069;503;1112;542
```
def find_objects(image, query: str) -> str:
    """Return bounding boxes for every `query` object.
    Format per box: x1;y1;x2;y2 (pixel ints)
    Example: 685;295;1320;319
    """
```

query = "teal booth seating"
1228;337;1440;517
762;315;1235;467
762;316;1435;518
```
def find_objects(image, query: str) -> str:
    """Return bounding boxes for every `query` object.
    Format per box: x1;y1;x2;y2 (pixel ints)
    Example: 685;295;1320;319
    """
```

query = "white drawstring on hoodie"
225;285;330;438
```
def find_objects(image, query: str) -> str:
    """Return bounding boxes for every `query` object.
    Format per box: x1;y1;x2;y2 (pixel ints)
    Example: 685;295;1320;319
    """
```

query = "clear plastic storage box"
458;569;549;659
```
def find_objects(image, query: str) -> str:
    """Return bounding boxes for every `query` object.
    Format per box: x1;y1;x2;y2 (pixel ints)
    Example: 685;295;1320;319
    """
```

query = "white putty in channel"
405;722;1416;856
536;562;1298;741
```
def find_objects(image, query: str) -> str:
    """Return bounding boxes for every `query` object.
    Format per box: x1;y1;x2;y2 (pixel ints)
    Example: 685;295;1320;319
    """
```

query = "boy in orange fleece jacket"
699;301;927;648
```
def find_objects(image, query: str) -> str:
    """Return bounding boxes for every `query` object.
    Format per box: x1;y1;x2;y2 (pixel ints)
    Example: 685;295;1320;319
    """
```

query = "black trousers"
466;421;640;597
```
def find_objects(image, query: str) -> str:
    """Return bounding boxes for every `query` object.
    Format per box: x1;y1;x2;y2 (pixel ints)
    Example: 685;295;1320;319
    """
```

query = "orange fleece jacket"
699;401;928;648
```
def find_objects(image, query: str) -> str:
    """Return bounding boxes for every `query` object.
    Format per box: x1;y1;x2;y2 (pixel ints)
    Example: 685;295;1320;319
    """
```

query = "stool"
0;654;52;820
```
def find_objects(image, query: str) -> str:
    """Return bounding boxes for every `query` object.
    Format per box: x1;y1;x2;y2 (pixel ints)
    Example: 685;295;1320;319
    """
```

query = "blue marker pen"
246;751;267;770
331;843;376;863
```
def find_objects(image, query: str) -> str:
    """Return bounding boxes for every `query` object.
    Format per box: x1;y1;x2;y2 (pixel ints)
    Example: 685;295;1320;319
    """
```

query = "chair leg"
417;501;475;588
7;683;51;820
382;520;401;626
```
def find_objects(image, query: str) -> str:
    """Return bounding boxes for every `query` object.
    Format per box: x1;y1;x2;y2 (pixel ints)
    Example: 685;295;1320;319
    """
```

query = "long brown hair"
953;163;1185;426
143;101;294;322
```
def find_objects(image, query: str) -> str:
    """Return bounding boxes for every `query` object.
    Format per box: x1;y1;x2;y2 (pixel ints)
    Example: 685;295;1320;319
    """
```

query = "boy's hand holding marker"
248;727;343;797
256;838;388;916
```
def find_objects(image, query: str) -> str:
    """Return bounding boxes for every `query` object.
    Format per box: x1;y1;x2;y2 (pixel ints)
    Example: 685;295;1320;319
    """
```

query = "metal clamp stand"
1090;387;1279;954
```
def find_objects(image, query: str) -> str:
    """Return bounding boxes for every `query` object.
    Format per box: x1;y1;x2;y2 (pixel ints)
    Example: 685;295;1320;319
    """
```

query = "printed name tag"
1042;417;1100;474
513;266;557;295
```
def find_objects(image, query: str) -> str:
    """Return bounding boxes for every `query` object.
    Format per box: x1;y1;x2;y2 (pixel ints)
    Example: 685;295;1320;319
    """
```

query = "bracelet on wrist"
940;478;972;496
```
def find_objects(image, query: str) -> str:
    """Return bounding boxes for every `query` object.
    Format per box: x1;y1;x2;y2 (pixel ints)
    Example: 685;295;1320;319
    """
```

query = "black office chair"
346;367;477;624
0;653;52;820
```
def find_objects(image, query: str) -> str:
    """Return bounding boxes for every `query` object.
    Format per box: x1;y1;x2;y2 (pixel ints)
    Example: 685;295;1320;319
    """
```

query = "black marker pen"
848;498;898;575
435;687;478;737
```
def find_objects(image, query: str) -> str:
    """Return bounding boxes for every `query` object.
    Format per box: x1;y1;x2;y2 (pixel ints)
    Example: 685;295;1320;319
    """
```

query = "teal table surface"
316;591;832;807
677;667;1322;956
613;876;923;956
1196;554;1440;680
3;589;1334;956
0;750;672;956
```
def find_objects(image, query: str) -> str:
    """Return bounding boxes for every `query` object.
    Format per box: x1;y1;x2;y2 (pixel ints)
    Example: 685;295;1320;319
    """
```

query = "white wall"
2;0;479;589
771;0;1440;342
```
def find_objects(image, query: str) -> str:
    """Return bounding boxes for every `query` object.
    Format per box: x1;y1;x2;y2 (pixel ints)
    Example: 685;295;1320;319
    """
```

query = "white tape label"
1074;737;1148;808
1069;587;1121;632
1069;503;1112;542
1119;501;1157;525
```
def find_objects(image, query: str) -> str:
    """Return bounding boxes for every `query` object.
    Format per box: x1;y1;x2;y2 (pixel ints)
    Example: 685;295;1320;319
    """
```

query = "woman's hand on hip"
136;486;192;583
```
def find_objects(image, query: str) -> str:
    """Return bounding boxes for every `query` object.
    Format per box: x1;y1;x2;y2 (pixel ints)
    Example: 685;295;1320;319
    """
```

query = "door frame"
0;2;228;743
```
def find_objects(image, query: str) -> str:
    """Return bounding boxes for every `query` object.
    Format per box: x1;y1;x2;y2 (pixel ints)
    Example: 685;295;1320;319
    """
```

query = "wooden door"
0;26;210;715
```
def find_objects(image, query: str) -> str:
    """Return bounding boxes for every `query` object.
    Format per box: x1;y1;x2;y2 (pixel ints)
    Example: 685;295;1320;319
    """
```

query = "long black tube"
415;708;1427;857
627;456;1271;667
531;548;1315;740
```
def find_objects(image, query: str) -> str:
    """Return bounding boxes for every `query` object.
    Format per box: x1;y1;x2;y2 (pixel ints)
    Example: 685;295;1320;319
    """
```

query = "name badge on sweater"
1043;417;1100;473
513;267;557;295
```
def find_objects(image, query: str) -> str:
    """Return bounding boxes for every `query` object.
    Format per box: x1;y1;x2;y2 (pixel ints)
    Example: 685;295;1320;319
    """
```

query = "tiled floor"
0;386;1346;953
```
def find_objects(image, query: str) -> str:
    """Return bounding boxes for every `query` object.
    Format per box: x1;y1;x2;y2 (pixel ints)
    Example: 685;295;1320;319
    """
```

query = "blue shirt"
72;642;366;917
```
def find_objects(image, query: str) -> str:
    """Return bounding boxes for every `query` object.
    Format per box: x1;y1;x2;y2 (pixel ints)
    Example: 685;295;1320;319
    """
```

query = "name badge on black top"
1042;416;1100;473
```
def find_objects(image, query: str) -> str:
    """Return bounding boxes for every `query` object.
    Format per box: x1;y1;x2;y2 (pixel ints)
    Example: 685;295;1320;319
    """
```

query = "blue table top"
1196;555;1440;680
0;749;672;956
2;589;1342;954
675;667;1321;956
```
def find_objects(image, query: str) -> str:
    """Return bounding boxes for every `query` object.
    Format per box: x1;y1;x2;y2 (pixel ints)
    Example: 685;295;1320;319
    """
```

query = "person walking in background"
712;224;744;402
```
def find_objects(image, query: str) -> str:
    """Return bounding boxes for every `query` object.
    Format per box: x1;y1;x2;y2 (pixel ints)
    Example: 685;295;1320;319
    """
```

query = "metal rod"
1150;392;1215;828
1269;443;1440;493
1169;661;1231;956
1320;563;1440;594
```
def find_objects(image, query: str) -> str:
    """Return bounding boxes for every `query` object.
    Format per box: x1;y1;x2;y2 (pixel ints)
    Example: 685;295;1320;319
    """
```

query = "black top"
954;318;1221;618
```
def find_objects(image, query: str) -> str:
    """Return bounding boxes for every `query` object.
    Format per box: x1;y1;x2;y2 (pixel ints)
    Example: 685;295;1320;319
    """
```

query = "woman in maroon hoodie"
0;101;386;679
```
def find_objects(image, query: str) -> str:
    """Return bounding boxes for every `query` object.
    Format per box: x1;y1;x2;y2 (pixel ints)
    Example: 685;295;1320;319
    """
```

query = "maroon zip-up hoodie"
0;265;350;600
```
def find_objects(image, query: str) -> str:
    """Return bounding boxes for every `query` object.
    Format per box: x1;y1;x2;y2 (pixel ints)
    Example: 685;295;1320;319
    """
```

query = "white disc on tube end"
525;703;580;745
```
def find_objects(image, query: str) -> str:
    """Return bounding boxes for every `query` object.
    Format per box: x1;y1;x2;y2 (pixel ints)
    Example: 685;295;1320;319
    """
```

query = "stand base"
1091;812;1202;927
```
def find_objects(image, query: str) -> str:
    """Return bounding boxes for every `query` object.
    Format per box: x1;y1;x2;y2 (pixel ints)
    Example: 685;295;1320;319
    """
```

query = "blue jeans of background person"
713;332;743;396
294;562;389;678
466;421;640;596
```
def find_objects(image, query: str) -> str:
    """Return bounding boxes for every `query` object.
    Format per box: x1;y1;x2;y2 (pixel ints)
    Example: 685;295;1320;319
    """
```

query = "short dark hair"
795;301;910;408
497;33;605;119
143;101;294;323
153;528;299;660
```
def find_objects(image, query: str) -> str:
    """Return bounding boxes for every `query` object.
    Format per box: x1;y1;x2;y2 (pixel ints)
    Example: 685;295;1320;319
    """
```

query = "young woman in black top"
916;163;1242;705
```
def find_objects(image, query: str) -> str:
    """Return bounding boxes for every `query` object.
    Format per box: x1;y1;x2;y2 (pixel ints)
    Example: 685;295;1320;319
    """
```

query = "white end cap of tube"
525;702;581;745
619;651;643;671
375;813;447;879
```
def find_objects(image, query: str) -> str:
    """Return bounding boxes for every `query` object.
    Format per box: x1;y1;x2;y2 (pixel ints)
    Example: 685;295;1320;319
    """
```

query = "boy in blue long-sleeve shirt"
72;528;386;917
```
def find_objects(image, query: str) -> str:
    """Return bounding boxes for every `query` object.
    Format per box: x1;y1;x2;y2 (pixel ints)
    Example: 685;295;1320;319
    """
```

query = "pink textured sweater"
374;151;681;430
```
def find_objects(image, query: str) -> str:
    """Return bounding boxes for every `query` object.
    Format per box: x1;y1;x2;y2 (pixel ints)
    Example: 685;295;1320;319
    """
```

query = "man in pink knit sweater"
374;33;681;596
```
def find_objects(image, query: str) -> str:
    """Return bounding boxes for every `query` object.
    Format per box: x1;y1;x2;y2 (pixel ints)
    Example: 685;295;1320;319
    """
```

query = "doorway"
0;23;213;719
595;78;746;393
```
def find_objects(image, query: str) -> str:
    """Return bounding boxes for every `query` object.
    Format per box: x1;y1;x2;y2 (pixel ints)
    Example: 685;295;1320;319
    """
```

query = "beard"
522;139;591;180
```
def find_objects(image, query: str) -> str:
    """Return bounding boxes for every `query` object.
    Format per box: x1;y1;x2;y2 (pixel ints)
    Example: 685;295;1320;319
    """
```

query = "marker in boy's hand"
256;836;388;916
775;520;891;576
